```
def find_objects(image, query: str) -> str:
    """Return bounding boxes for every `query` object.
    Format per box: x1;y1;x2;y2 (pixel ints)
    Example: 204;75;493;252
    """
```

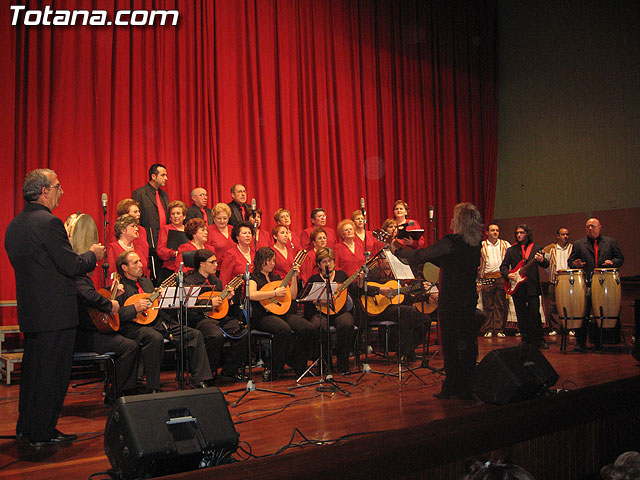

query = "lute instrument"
260;249;307;315
198;275;244;320
88;273;121;332
124;273;177;325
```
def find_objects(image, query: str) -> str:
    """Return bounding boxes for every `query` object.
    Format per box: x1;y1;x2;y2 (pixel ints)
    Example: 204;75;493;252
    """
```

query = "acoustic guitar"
88;273;121;333
260;250;307;315
360;280;425;315
124;273;177;325
198;275;244;320
317;255;379;315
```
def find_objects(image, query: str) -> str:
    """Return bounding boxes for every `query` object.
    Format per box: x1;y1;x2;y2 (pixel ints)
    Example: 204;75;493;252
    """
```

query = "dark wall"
495;0;640;220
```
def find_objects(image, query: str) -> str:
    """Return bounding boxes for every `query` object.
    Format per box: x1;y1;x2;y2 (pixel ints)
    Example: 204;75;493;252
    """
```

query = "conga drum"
555;269;587;329
591;268;621;328
65;212;99;254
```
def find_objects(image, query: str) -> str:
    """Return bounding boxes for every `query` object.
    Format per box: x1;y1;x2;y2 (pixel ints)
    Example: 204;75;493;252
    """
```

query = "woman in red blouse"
274;207;302;251
272;224;298;279
157;200;187;279
220;221;255;286
115;198;149;256
393;200;425;249
334;219;365;276
177;218;209;273
107;214;149;279
352;209;384;254
207;203;236;273
299;227;327;283
250;208;272;251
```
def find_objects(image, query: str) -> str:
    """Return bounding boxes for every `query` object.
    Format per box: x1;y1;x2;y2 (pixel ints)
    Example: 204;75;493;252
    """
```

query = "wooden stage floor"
0;333;638;480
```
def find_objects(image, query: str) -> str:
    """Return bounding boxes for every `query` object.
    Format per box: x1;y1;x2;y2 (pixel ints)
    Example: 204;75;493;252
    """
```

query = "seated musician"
183;249;247;383
334;219;365;276
176;218;209;274
249;247;316;381
300;208;337;249
299;227;328;283
75;271;139;401
108;214;149;279
303;247;357;374
274;207;302;251
116;251;213;391
250;208;272;250
393;200;425;248
207;203;236;273
157;200;188;281
355;255;426;362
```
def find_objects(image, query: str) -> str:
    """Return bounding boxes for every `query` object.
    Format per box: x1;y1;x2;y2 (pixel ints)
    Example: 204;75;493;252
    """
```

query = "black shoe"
15;432;29;443
219;373;244;383
29;430;77;447
150;388;163;394
574;345;587;353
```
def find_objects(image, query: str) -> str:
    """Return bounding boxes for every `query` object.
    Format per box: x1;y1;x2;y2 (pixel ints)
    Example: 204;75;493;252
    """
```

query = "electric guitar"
88;273;121;333
124;273;177;325
260;250;308;315
198;275;244;320
503;250;543;295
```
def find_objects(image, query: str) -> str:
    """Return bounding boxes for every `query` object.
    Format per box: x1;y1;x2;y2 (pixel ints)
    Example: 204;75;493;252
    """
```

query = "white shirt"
482;239;510;274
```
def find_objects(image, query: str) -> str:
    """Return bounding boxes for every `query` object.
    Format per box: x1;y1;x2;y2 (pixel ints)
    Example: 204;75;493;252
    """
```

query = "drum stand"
289;267;352;396
227;264;294;407
559;307;586;353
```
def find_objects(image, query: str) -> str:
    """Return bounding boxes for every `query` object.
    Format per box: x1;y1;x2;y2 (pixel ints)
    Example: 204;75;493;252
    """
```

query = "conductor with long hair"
394;202;483;400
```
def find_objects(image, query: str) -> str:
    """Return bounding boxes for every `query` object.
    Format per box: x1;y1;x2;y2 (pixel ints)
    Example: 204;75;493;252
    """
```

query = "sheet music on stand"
298;282;339;302
383;250;415;281
156;286;202;309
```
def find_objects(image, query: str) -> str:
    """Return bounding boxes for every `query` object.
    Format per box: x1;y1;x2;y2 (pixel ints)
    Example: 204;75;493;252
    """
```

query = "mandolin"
124;273;177;325
360;280;425;315
198;275;244;320
88;273;121;333
260;250;307;315
317;255;379;315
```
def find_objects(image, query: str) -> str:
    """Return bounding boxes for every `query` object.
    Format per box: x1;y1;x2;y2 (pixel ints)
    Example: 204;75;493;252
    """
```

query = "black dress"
396;234;481;398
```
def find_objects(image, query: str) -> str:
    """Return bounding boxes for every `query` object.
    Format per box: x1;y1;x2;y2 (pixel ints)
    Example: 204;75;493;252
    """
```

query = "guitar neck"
280;250;307;288
109;274;120;301
147;273;177;303
220;276;242;300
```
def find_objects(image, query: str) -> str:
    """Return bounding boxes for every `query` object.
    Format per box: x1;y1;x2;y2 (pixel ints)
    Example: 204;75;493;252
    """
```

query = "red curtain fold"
0;0;497;318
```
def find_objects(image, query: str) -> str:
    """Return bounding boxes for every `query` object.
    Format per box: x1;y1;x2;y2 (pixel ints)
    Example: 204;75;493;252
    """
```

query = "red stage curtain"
0;0;497;321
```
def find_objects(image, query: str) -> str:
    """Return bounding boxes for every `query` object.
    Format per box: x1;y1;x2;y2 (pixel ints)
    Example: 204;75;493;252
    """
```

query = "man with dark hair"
300;208;337;249
568;218;624;351
500;224;549;350
542;227;572;336
227;184;250;226
116;251;213;390
185;187;213;225
479;223;510;338
132;163;169;279
5;168;105;447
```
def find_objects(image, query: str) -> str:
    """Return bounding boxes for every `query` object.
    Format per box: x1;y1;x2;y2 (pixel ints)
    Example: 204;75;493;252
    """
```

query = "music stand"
371;250;425;386
227;264;294;406
289;275;352;396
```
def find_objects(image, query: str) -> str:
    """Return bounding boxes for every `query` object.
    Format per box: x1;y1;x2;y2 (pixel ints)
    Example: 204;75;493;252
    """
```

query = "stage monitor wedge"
472;344;559;405
105;388;239;480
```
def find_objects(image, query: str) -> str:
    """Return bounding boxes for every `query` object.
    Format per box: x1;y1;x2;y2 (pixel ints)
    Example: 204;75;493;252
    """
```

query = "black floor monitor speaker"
472;344;559;405
105;388;239;480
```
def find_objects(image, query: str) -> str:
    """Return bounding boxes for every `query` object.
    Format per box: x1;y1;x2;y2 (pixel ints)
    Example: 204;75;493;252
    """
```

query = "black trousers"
75;329;139;392
512;294;544;347
17;327;76;442
191;317;246;377
119;323;164;390
438;304;479;397
309;312;356;373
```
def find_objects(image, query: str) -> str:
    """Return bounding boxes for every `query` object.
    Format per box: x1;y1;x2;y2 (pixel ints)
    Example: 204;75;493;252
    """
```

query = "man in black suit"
227;184;250;226
185;187;213;225
5;168;105;447
568;217;625;351
132;163;169;279
500;224;549;350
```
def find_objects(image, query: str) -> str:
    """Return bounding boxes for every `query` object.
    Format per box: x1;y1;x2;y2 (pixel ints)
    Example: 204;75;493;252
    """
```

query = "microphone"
251;198;256;214
360;197;366;218
178;262;184;273
429;206;434;221
101;193;108;214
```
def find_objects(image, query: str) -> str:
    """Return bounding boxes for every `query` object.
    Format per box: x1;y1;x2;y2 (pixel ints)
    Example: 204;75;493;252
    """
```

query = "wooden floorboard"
0;333;638;480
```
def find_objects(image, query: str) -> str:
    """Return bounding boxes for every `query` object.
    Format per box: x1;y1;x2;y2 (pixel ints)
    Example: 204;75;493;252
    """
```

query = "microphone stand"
176;263;186;390
101;199;109;288
228;263;294;406
290;266;351;396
